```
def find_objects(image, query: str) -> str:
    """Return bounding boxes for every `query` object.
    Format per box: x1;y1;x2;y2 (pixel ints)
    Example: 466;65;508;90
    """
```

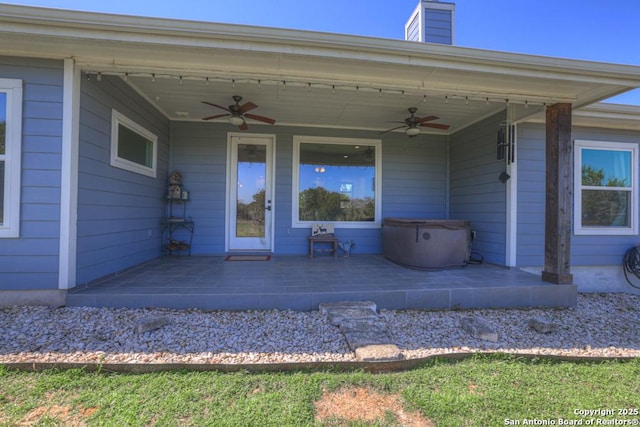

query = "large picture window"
0;78;23;238
574;140;638;235
110;109;157;178
292;136;381;228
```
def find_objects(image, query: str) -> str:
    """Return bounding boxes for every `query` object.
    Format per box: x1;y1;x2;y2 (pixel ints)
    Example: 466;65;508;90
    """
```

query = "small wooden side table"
308;235;338;259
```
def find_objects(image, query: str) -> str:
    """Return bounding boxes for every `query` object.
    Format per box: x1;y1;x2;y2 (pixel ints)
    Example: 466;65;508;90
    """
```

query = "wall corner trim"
58;58;80;290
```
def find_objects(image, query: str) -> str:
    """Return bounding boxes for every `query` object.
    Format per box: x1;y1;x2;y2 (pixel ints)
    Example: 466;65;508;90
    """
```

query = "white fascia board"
578;102;640;118
521;101;640;130
2;4;640;89
573;103;640;130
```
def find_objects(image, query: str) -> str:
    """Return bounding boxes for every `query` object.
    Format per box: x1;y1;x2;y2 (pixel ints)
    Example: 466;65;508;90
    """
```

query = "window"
0;79;23;238
574;140;638;235
110;109;157;177
292;136;381;228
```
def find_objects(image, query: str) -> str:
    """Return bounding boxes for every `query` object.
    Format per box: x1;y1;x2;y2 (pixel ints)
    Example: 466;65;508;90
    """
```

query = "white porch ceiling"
1;4;640;133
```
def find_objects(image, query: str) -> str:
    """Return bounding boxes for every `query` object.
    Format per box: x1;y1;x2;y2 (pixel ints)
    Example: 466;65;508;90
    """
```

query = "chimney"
405;0;455;45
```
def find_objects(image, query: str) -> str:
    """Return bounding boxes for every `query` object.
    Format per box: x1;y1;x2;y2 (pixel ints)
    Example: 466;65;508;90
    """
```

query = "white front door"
227;134;275;251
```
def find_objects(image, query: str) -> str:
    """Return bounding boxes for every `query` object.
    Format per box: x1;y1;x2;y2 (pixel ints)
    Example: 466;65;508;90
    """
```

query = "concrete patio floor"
66;255;577;311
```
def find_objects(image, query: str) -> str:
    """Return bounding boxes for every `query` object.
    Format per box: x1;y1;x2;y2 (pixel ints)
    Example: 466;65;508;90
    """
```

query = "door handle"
265;200;272;211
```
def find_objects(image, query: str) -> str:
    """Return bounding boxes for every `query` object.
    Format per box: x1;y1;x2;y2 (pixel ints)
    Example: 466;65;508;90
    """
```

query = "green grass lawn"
1;355;639;426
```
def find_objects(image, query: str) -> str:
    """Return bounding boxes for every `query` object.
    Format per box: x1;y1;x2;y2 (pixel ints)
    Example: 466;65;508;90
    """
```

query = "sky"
4;0;640;104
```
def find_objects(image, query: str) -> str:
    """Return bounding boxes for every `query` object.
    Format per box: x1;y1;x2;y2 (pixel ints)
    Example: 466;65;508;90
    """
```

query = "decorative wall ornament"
169;170;182;185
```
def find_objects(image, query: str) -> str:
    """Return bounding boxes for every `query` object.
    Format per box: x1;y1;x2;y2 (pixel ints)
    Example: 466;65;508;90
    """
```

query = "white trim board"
58;58;80;290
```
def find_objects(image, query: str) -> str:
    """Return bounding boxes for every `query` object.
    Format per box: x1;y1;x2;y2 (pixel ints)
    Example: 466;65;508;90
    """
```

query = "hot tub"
382;218;471;269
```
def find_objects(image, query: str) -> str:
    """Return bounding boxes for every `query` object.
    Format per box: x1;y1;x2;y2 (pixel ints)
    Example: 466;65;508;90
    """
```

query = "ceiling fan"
201;95;276;130
380;107;450;137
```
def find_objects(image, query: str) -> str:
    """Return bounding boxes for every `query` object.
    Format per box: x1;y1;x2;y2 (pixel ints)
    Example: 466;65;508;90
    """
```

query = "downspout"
58;58;80;290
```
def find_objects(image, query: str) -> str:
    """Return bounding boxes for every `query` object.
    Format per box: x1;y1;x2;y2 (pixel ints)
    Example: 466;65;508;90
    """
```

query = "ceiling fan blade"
238;102;258;114
244;113;276;125
239;121;249;131
201;101;231;112
202;113;230;121
379;125;406;135
417;115;439;123
420;122;451;130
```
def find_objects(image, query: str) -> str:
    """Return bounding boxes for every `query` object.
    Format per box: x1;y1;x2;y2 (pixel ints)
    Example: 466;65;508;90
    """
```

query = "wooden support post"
542;103;573;284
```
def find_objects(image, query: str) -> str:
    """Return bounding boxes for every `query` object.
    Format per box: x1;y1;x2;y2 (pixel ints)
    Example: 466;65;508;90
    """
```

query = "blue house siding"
449;112;507;265
517;123;640;268
76;75;170;285
0;57;63;291
169;122;228;255
170;122;448;255
515;123;545;267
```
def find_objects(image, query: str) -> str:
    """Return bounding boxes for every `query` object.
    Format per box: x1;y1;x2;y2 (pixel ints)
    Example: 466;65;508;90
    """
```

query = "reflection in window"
117;124;154;168
294;137;381;227
236;144;266;238
575;141;637;235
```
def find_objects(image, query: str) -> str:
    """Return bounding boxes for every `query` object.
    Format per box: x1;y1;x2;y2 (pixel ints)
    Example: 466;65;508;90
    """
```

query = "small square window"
110;110;157;178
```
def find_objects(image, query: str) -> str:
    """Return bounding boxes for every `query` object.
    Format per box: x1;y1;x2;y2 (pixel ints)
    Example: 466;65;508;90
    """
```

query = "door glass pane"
582;189;630;227
298;143;376;222
236;144;266;237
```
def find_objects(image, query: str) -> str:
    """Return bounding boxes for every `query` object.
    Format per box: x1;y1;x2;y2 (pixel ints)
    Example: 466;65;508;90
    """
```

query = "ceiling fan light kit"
228;116;244;126
405;127;420;136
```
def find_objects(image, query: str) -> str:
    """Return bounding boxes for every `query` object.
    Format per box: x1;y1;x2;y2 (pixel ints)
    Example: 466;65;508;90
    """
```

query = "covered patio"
66;255;577;311
2;5;640;309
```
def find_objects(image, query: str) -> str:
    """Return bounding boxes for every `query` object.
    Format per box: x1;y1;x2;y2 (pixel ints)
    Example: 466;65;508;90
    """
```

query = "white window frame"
0;78;23;238
110;109;157;178
574;139;638;236
292;135;382;229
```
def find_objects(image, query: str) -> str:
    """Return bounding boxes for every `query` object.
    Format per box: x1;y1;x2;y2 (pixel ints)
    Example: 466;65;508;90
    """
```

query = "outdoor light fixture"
314;166;326;173
405;127;420;137
228;116;244;126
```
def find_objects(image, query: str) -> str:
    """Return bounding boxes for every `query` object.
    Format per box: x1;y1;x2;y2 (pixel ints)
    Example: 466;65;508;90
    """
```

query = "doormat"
225;255;271;261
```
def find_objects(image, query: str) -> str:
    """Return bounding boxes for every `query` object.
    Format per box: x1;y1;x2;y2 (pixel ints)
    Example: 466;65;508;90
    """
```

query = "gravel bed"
1;293;639;365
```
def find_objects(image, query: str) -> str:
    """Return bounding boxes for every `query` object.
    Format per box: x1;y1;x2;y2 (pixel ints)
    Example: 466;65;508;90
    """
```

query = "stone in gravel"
343;331;395;350
135;316;170;334
355;344;404;362
460;317;498;342
528;318;557;334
